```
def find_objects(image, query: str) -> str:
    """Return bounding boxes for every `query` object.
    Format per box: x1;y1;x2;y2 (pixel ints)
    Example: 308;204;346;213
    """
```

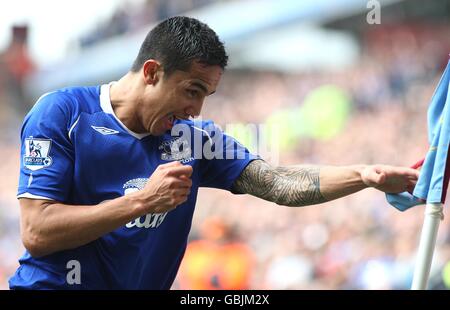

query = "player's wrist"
123;192;147;217
354;165;370;188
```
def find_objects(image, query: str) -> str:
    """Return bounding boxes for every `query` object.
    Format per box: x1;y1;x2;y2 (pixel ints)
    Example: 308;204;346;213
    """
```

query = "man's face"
142;61;223;136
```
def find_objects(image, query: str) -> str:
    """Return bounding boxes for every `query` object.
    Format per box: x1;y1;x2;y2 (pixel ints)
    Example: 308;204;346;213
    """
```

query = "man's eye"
187;89;198;98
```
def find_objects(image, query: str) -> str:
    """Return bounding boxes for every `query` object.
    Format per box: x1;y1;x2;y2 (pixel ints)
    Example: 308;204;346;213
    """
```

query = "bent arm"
232;159;418;207
19;195;144;258
20;161;193;258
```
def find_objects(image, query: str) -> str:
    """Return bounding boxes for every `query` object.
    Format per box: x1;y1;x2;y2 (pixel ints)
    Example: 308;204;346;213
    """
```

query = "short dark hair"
131;16;228;75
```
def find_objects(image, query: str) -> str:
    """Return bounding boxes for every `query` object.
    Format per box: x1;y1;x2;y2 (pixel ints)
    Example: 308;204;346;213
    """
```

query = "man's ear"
142;59;162;85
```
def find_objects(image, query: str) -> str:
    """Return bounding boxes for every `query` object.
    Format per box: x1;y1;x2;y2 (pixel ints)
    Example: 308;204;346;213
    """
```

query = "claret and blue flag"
387;58;450;211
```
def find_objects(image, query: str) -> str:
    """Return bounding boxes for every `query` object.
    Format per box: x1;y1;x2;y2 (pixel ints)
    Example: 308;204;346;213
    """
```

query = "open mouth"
164;114;193;130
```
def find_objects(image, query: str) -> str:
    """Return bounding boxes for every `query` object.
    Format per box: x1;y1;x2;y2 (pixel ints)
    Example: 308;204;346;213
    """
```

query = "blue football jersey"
9;84;258;289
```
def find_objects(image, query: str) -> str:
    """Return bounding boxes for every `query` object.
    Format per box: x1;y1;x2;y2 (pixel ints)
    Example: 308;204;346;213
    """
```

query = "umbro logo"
91;126;119;135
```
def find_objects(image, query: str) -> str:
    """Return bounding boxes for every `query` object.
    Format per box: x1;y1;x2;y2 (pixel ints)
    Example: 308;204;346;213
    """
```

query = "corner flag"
386;59;450;210
386;57;450;290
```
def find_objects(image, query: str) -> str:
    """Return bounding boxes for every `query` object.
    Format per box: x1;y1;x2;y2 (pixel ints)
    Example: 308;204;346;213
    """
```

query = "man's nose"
185;101;203;118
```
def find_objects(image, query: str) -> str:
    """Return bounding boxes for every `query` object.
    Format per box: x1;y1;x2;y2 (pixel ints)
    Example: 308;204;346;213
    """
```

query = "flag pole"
411;203;444;290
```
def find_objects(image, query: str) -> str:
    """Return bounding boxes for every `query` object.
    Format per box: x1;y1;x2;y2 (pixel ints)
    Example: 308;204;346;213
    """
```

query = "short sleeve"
17;92;75;202
198;122;259;191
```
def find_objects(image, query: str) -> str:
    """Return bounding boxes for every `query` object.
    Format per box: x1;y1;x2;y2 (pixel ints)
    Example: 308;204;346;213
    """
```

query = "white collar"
100;82;150;140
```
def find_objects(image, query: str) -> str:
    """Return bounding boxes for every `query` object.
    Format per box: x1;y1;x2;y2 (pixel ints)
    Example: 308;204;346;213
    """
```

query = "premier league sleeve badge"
24;137;53;171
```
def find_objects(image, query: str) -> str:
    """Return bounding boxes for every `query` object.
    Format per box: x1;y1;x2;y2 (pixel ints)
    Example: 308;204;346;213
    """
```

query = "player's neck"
109;73;148;134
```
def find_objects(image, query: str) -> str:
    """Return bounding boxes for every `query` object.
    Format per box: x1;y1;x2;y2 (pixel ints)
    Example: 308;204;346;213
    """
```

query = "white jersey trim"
192;126;213;145
68;115;81;141
100;83;150;140
17;192;55;201
34;91;59;107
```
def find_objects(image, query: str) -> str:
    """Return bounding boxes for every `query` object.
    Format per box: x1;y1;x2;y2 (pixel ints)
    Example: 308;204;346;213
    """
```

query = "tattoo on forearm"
232;160;327;207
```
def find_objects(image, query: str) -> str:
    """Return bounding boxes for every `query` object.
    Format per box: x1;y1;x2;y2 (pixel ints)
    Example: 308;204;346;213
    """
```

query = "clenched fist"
361;164;419;194
132;161;193;214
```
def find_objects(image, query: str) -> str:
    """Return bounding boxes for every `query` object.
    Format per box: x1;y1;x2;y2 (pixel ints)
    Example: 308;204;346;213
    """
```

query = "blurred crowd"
0;25;34;290
79;0;221;48
1;12;450;290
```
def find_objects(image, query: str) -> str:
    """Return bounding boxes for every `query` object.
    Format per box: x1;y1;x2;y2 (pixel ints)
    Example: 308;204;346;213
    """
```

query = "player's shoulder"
23;86;101;132
30;85;101;116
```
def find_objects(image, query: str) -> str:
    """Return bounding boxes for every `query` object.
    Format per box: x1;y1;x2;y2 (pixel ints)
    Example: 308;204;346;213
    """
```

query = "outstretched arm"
231;160;419;207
